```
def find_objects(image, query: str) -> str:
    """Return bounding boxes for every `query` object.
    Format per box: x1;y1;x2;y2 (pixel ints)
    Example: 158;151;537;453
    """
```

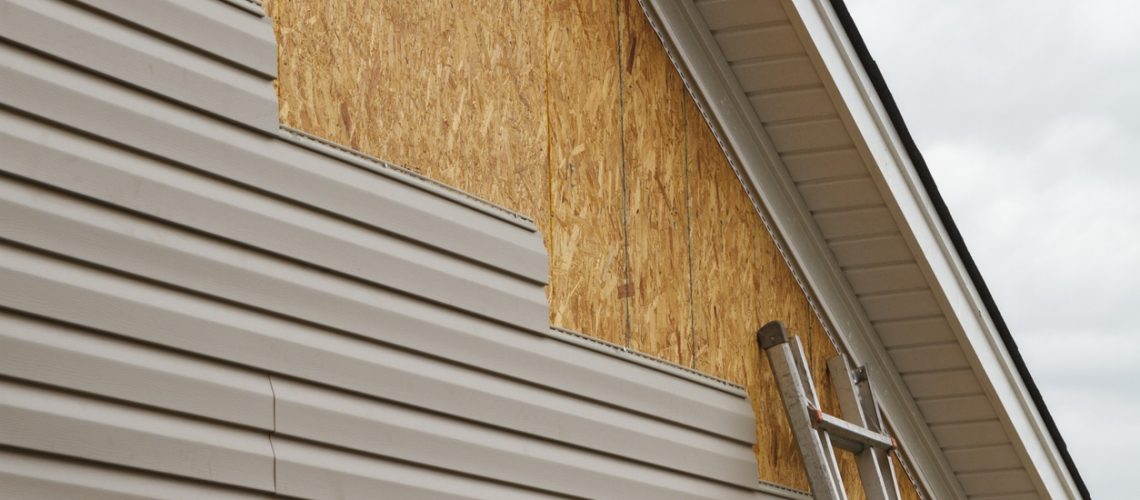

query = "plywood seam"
681;87;698;369
614;0;634;348
636;0;847;371
543;4;554;252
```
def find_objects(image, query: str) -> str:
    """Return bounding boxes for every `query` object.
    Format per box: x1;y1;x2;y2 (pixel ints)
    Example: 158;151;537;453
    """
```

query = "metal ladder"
757;321;902;500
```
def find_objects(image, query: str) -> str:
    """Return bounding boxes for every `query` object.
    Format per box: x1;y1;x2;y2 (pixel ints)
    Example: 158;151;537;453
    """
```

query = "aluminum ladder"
757;321;902;500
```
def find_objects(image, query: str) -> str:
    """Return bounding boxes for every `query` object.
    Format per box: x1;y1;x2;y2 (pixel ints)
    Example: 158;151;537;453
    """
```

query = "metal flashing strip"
548;327;746;397
279;126;539;233
756;481;812;500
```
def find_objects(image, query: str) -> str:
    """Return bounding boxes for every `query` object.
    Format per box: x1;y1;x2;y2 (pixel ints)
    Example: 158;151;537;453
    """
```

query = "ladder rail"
758;322;847;500
758;321;902;500
828;356;901;500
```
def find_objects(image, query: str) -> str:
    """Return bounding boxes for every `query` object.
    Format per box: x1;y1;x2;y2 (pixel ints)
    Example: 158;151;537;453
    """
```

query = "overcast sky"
844;1;1140;497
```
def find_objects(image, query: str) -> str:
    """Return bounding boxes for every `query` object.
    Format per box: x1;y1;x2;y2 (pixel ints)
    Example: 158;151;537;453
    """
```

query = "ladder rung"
810;407;895;453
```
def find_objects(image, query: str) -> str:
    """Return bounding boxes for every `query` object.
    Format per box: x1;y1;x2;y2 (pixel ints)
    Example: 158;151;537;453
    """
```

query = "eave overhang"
638;0;1088;498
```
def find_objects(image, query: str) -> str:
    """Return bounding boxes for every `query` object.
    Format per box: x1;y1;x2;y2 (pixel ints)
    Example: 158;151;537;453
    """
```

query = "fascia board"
638;1;966;498
779;0;1085;498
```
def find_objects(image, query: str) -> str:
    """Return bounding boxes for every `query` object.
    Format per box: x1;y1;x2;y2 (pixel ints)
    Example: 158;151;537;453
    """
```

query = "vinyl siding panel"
0;448;275;500
0;311;273;429
0;380;276;490
0;0;278;131
0;1;790;498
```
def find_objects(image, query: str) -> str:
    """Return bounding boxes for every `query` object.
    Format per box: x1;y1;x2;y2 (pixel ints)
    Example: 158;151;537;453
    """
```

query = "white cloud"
848;1;1140;497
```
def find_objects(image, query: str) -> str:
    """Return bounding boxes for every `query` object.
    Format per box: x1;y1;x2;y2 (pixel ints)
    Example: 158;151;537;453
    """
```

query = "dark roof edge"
824;1;1089;497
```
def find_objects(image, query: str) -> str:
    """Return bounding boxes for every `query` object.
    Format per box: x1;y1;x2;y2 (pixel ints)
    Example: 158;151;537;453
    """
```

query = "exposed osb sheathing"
686;96;820;491
267;0;923;495
619;0;692;360
545;0;628;344
266;0;548;220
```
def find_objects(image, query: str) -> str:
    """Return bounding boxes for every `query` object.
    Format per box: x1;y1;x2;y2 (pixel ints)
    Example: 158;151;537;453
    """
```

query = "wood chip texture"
266;0;924;495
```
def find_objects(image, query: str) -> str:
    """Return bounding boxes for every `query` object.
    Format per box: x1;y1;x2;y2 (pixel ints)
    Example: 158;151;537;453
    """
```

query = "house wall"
266;0;922;496
0;0;798;497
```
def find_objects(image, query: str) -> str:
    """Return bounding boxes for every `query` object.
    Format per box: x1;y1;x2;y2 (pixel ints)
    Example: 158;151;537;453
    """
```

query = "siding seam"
681;84;698;369
614;0;635;348
267;374;277;494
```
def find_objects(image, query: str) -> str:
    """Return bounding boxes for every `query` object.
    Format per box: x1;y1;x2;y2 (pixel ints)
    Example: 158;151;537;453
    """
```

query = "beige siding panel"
72;0;278;76
844;263;927;295
0;51;549;286
888;342;971;374
0;178;754;439
957;470;1037;497
875;316;958;348
903;369;983;399
829;234;913;268
798;177;883;212
966;495;1041;500
945;445;1024;473
0;448;272;500
0;115;547;333
781;147;866;182
272;437;547;500
0;0;277;131
917;395;998;424
712;24;802;62
859;290;943;322
814;206;898;240
930;420;1010;449
765;118;852;152
0;248;753;447
271;377;759;491
732;56;820;93
0;311;273;429
750;87;835;123
696;0;787;30
0;380;275;491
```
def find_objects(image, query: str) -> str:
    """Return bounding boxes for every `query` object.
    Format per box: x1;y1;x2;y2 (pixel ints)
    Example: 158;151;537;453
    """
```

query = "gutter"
825;1;1091;497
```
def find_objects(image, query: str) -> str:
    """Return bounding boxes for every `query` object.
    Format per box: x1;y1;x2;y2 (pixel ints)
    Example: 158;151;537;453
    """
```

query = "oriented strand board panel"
620;0;693;363
685;97;876;493
685;97;795;487
545;0;628;344
266;0;548;222
267;0;926;495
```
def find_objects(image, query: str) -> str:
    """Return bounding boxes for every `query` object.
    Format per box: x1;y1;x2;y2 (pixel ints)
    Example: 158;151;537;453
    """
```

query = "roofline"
637;1;966;496
825;1;1090;497
638;0;1088;497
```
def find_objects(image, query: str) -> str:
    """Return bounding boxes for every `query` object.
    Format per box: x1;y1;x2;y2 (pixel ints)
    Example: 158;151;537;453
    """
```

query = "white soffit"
638;0;1085;499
